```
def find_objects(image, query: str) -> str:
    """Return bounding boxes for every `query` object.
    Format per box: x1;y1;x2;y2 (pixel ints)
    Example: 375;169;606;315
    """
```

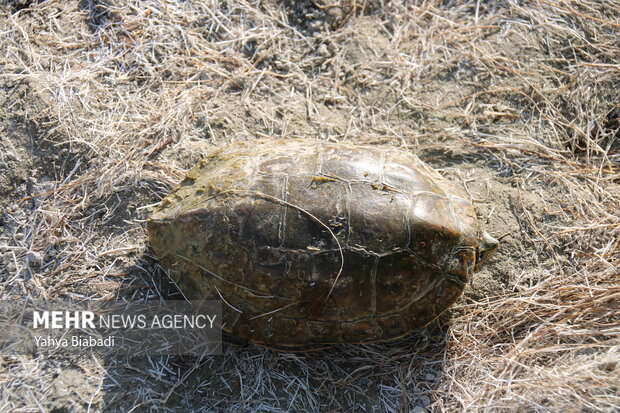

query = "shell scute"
348;182;411;253
282;175;348;250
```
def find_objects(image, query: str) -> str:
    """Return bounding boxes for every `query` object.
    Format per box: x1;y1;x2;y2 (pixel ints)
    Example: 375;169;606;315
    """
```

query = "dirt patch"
0;79;69;207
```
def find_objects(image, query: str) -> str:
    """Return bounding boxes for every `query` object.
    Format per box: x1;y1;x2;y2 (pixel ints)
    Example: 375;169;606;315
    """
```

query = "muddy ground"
0;0;618;412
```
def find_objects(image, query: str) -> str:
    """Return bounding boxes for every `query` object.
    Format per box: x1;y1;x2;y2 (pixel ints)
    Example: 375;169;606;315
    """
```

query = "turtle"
147;139;499;349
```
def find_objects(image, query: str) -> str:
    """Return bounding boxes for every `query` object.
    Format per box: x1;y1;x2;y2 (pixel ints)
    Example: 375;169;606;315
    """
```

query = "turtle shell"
147;139;485;348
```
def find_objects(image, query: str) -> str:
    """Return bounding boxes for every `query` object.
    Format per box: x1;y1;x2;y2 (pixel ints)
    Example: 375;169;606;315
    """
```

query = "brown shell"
147;139;482;348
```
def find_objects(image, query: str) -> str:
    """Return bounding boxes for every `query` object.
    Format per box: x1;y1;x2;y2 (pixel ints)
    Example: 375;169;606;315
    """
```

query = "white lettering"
33;311;48;328
51;311;64;328
34;335;68;347
83;311;95;329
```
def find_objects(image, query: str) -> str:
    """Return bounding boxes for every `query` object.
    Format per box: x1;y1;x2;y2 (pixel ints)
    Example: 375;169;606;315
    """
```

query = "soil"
1;0;618;412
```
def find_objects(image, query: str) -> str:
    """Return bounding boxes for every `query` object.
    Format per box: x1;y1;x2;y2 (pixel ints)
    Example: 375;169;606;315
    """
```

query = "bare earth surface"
0;0;618;412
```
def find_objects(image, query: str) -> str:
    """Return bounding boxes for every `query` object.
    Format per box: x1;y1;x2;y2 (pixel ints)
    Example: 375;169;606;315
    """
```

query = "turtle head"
476;232;499;267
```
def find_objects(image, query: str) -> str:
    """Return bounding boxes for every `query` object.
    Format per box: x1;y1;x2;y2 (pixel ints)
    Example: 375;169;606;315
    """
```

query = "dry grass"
0;0;618;411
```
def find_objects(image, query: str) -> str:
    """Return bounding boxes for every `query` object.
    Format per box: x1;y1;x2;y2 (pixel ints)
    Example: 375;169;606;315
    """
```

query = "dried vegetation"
0;0;618;411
